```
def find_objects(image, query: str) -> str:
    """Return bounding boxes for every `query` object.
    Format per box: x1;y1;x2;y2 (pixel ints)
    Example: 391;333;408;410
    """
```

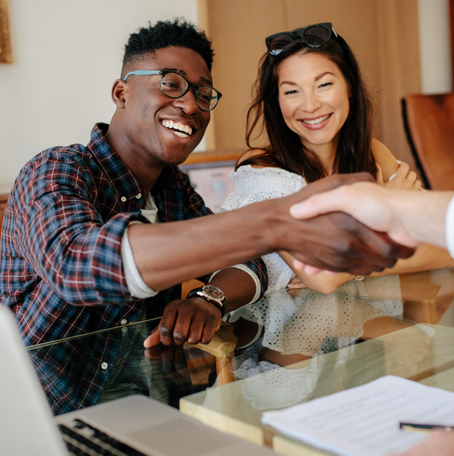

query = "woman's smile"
299;113;333;129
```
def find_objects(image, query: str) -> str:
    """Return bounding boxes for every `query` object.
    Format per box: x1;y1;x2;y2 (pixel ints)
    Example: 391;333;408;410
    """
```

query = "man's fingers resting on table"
144;298;222;348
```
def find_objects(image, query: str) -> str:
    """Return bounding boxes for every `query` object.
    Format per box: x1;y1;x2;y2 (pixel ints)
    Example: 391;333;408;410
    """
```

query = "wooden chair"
185;322;238;386
401;93;454;190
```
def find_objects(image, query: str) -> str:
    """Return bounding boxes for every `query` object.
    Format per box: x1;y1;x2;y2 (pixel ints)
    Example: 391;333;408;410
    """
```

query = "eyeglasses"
122;70;222;111
265;22;337;56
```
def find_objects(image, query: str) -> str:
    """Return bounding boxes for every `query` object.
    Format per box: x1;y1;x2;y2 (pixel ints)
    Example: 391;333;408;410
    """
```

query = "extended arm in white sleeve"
445;196;454;259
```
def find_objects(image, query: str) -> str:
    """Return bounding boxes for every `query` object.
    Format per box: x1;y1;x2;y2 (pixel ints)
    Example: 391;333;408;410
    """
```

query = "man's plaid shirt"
0;123;267;413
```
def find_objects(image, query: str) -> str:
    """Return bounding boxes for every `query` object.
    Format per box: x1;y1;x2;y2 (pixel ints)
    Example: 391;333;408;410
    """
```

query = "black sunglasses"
265;22;338;56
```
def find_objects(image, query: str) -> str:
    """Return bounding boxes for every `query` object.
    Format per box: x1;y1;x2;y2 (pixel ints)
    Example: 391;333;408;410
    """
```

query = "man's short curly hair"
122;18;214;75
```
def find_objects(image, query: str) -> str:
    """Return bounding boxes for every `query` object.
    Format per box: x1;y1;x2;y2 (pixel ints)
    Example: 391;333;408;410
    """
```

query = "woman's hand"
287;276;307;289
377;162;422;190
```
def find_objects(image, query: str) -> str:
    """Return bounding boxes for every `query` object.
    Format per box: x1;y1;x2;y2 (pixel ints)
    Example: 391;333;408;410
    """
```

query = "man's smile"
161;119;193;138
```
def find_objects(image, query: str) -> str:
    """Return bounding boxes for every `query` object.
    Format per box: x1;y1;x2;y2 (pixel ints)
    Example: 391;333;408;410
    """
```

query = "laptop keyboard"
59;419;147;456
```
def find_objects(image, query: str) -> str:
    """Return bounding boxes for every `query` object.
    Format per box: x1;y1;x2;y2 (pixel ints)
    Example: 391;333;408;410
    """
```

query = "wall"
418;0;452;93
1;1;452;193
203;0;452;172
0;0;199;193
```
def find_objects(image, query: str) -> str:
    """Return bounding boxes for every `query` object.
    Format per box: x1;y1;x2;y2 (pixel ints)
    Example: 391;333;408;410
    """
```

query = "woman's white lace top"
221;165;307;292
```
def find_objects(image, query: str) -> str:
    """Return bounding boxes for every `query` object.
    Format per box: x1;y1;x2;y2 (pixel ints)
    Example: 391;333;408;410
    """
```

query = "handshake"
285;172;452;275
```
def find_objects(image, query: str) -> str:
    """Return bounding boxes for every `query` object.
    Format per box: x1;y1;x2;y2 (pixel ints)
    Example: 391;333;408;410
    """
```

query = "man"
0;20;412;412
290;181;454;456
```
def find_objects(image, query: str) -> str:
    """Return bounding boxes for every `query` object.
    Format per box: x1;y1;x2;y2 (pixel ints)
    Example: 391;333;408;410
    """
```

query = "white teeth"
161;119;193;137
302;114;330;125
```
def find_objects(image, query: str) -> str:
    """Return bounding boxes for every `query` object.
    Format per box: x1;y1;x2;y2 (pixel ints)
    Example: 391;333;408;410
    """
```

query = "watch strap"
185;286;226;316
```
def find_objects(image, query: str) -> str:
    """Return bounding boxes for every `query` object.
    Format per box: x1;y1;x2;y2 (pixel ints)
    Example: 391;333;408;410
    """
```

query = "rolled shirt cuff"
121;222;158;299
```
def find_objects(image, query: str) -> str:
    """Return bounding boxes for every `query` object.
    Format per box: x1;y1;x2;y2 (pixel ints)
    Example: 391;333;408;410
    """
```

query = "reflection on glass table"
26;268;454;454
179;268;454;452
27;317;238;416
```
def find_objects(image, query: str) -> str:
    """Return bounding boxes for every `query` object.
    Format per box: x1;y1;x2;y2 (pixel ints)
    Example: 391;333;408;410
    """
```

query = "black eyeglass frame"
265;22;338;55
122;69;223;111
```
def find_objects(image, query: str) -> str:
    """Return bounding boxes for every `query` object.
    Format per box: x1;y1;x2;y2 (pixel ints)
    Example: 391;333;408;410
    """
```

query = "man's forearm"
129;174;416;291
207;267;259;313
128;199;277;291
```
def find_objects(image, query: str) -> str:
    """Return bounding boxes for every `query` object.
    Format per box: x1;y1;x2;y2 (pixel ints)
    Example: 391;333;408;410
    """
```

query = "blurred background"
0;0;452;194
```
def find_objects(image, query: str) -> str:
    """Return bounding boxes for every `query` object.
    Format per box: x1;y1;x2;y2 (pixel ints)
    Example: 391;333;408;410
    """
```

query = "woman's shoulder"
371;138;399;180
232;149;305;188
221;161;306;212
232;163;305;183
238;149;272;168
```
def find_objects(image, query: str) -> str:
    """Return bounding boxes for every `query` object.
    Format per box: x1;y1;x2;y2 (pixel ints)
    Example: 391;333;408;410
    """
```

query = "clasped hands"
145;172;414;348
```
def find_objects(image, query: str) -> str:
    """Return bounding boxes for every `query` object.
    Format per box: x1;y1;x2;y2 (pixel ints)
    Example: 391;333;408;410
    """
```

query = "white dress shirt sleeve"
121;222;158;298
445;196;454;259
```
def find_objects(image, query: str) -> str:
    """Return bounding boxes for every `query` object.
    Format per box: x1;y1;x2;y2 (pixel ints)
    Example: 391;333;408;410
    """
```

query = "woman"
222;22;453;295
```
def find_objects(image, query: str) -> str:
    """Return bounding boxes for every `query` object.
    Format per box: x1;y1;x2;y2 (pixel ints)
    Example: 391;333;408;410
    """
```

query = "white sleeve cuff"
121;222;158;299
445;196;454;259
209;264;262;306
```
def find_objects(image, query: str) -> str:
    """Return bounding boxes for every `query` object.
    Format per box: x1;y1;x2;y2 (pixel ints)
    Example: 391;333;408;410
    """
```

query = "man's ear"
111;79;127;108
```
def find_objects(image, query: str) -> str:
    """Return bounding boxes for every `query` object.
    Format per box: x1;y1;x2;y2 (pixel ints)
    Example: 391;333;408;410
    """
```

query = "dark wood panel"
206;0;286;150
376;0;421;168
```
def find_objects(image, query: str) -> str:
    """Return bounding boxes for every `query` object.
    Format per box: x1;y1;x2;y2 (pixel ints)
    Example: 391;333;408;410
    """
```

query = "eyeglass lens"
268;25;331;55
161;73;217;111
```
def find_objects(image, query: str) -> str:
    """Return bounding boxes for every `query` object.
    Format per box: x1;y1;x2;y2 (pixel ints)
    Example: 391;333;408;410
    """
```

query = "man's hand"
143;297;222;348
273;174;415;275
289;180;435;247
290;181;418;246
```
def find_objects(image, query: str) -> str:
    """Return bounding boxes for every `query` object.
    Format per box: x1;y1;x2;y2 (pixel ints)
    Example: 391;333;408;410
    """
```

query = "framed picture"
180;150;243;212
0;0;12;64
180;160;237;213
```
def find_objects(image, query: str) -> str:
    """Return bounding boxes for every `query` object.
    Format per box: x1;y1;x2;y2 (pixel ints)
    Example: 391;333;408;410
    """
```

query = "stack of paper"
262;376;454;456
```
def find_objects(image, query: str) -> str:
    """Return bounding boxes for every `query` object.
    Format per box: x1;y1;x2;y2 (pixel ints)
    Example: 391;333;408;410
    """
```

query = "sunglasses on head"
265;22;338;56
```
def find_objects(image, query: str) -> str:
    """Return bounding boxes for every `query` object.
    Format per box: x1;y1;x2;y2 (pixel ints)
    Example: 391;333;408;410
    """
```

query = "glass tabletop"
26;268;454;454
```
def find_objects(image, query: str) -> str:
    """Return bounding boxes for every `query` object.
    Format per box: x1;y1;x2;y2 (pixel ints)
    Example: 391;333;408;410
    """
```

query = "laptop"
0;305;275;456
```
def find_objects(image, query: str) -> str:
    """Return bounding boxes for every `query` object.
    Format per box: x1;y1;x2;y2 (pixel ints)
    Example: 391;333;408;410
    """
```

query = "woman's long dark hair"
240;33;377;182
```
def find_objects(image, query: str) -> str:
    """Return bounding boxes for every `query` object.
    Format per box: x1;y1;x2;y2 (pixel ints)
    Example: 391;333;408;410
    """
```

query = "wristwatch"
185;284;227;316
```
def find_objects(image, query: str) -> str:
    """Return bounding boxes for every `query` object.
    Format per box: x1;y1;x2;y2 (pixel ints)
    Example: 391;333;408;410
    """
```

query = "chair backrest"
401;93;454;190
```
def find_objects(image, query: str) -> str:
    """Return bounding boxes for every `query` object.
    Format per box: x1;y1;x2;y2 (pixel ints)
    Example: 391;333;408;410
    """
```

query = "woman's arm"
279;250;354;294
278;141;425;293
368;243;454;277
372;139;422;190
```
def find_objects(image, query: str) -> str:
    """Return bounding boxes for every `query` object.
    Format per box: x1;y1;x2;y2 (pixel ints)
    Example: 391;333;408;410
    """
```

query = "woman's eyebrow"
315;71;335;81
279;71;336;86
279;80;298;86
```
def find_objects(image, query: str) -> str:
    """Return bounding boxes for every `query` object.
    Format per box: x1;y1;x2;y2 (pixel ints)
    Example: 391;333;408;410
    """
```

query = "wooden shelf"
183;149;243;165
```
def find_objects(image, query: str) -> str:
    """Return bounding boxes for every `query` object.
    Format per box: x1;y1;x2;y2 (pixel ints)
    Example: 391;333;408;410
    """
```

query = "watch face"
203;285;224;300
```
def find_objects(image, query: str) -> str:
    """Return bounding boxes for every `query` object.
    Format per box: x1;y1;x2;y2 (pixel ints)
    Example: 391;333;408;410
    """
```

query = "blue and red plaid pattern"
0;123;267;412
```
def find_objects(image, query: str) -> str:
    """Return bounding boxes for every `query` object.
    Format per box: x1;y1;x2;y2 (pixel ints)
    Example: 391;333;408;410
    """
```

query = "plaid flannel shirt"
0;123;267;413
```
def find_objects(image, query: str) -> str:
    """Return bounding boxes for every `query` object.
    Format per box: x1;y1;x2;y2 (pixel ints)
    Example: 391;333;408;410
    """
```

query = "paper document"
262;375;454;456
